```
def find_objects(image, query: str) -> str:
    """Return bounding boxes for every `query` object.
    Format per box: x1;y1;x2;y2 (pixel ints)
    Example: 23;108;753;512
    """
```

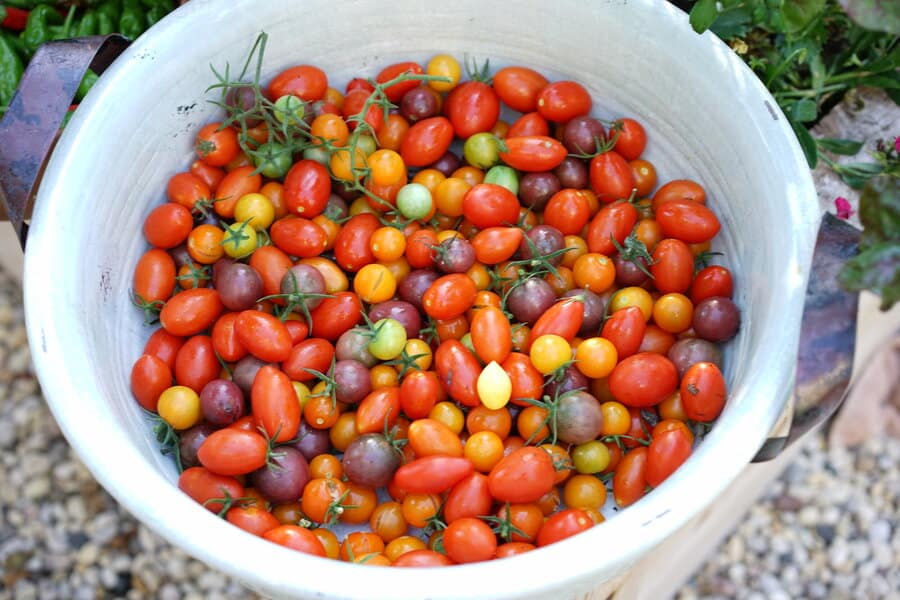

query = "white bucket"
23;0;819;598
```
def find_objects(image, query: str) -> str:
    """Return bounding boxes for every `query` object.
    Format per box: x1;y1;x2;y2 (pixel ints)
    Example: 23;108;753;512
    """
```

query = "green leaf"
790;119;818;167
710;6;753;38
791;99;819;123
816;138;864;155
858;176;900;244
690;0;720;34
838;243;900;310
781;0;826;33
851;74;900;90
838;0;900;35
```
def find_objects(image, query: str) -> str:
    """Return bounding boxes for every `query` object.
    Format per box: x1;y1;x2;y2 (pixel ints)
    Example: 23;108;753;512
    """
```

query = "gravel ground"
0;261;898;599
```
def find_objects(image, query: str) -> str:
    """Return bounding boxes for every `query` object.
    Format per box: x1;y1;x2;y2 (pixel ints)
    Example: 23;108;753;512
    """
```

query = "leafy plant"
683;0;899;309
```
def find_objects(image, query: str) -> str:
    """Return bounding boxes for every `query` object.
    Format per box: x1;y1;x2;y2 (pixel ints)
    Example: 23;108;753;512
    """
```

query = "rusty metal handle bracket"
0;35;129;249
753;213;861;462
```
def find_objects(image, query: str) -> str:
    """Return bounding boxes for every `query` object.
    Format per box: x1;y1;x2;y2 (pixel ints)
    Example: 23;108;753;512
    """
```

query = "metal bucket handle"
0;34;129;248
0;36;861;461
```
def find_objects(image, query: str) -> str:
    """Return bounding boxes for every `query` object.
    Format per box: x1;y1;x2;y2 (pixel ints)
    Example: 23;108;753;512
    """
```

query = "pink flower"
895;136;900;154
834;197;854;220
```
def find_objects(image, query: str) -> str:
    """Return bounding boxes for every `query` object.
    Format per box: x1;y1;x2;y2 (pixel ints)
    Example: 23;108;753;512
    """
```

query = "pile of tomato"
129;45;740;566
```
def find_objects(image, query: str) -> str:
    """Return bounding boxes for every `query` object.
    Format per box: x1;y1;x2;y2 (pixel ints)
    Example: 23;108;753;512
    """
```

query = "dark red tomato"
198;428;268;475
393;549;454;567
493;66;549;113
143;203;193;249
284;160;331;218
586;200;638;255
610;118;647;161
251;365;301;442
435;339;481;407
160;288;224;337
443;517;497;564
282;338;335;381
211;313;249;363
650;239;694;293
263;525;327;556
536;508;594;546
530;297;584;341
376;61;425;102
471;227;523;265
502;352;544;407
270;217;328;258
652;179;706;212
143;327;185;371
334;213;380;272
342;88;384;133
645;427;693;488
462;183;520;229
235;310;293;362
422;274;477;320
267;65;328;102
130;354;172;411
488;447;556;503
400;370;442;419
506;112;550;138
656;199;721;244
543;189;591;235
536;81;591;122
226;505;281;537
681;362;726;422
608;352;678;408
499;136;567;172
623;407;652;449
356;387;401;434
174;335;219;393
308;291;363;340
393;456;475;494
444;81;500;139
613;446;648;507
134;248;176;304
601;306;647;359
444;473;492;523
589;151;635;204
400;116;455;167
249;246;293;299
178;466;245;513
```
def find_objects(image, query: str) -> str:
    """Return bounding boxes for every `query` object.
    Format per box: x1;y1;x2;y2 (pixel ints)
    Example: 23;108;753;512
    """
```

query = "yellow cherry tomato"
477;361;512;409
157;386;201;430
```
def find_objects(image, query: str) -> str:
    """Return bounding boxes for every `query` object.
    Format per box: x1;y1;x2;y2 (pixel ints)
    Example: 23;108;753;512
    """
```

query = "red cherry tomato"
308;291;363;340
130;354;172;411
178;467;245;513
589;151;635;204
268;65;328;102
159;288;224;337
462;183;521;229
499;136;567;172
435;339;482;407
610;118;647;161
681;362;727;422
586;200;638;255
284;159;331;218
690;265;734;304
444;81;500;139
536;508;594;546
234;310;293;362
174;335;219;393
601;306;647;359
493;66;549;113
270;217;328;258
650;239;694;293
608;352;678;408
376;61;425;102
645;426;693;488
655;199;722;244
488;447;556;503
263;525;328;556
393;456;475;494
613;446;648;507
400;116;455;167
334;213;380;272
198;428;269;475
536;81;592;122
251;365;301;442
